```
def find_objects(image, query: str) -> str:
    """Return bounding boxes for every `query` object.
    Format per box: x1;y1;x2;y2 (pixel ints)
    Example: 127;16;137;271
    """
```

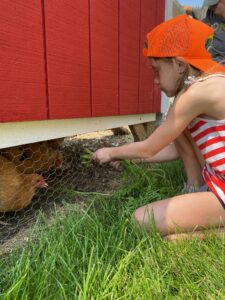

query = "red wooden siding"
0;1;47;122
44;0;91;119
45;0;165;119
139;0;165;113
119;0;140;115
90;0;119;117
0;0;165;122
154;1;166;112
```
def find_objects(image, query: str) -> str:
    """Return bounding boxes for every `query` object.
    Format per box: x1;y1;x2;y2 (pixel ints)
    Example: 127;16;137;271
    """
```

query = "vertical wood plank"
119;0;140;115
153;0;165;113
90;0;119;117
45;0;91;119
139;0;164;114
139;0;157;114
0;0;47;122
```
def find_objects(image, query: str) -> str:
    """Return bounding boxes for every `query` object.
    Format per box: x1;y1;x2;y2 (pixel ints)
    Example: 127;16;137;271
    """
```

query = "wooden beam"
129;113;162;141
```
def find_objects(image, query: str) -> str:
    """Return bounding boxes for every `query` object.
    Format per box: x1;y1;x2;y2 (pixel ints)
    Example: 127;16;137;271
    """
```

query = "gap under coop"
0;128;133;246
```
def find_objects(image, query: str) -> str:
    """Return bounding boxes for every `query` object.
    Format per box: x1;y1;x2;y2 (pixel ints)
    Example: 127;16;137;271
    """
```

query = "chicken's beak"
32;178;48;188
36;180;48;188
42;182;48;188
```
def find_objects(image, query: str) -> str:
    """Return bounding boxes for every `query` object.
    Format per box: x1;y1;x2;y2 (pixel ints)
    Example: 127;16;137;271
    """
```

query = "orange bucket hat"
143;14;225;73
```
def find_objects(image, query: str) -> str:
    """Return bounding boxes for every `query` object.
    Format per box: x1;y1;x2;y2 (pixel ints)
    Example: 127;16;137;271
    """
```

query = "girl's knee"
132;201;170;236
132;205;155;229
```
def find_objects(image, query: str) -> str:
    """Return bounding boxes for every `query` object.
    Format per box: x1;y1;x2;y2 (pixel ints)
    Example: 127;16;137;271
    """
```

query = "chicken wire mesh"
0;129;133;247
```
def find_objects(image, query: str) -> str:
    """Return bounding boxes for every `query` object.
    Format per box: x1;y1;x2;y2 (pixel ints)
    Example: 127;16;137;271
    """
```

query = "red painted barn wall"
0;1;47;122
45;0;165;119
0;0;165;122
90;0;119;117
138;0;165;114
44;0;91;119
119;0;141;115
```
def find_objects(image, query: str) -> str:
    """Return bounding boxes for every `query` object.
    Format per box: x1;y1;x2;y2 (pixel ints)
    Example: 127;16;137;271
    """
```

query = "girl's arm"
133;143;179;163
93;88;203;164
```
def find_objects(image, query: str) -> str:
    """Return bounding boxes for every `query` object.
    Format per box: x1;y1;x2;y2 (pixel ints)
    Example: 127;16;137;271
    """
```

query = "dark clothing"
192;7;225;64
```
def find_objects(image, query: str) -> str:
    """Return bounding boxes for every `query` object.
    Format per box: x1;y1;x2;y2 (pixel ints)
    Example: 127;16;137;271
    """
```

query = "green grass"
0;161;225;299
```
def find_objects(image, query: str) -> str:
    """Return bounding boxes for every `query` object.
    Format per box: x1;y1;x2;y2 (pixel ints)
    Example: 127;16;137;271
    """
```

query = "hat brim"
185;58;225;74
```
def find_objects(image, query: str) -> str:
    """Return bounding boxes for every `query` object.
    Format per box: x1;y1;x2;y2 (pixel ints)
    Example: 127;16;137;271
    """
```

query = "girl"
181;0;225;193
92;15;225;240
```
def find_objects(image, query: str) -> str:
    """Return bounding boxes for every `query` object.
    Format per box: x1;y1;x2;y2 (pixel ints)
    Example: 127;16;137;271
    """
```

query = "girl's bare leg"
133;192;225;237
164;228;225;241
174;130;205;187
140;129;204;188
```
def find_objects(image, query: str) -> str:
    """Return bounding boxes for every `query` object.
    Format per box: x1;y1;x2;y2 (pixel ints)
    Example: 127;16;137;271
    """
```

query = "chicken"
21;141;64;174
47;138;64;150
0;155;48;212
0;145;25;164
0;139;64;174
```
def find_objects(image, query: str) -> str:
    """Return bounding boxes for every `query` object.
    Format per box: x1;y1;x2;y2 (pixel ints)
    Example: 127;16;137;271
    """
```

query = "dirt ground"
0;128;133;252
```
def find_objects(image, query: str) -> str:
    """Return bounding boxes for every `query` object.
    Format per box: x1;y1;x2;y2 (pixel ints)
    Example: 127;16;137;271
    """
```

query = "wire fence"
0;129;133;245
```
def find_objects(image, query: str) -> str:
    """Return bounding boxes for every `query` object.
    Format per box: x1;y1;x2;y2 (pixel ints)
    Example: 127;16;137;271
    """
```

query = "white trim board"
0;113;156;149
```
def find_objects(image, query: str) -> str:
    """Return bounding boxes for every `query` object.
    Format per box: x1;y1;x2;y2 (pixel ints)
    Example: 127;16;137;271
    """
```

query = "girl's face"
212;0;225;19
150;58;186;97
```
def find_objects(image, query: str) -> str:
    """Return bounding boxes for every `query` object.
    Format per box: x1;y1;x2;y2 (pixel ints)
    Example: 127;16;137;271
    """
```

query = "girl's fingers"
91;153;98;162
92;148;114;164
92;153;105;164
110;160;120;169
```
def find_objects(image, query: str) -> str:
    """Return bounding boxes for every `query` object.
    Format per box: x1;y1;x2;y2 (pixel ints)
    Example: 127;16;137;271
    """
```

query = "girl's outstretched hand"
92;147;114;165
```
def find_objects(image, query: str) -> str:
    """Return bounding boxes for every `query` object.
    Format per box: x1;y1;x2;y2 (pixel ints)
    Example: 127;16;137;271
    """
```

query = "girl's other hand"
92;148;114;164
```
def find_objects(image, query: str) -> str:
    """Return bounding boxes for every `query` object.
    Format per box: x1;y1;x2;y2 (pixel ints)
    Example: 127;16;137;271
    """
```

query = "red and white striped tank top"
188;74;225;206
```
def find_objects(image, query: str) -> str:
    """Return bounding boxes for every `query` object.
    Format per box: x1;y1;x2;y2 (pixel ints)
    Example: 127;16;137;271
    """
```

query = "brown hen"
0;155;47;212
0;139;64;174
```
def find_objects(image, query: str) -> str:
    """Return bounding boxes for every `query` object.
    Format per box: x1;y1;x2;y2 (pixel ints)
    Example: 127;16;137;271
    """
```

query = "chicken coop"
0;0;183;246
